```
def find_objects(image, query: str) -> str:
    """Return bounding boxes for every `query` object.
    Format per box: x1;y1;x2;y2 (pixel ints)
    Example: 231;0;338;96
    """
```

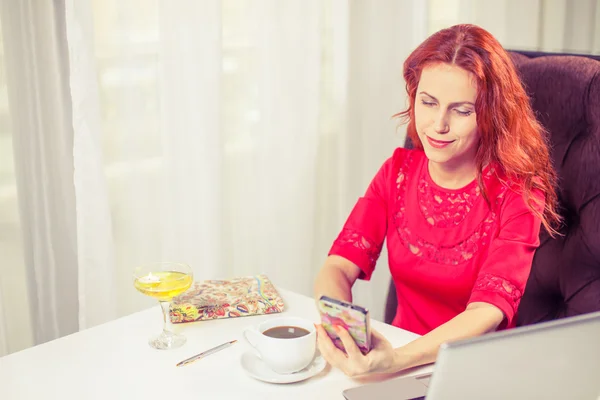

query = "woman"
313;24;561;377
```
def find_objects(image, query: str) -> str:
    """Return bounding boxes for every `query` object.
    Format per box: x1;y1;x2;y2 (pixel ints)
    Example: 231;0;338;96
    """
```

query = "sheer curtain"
429;0;600;54
0;0;428;356
83;0;326;318
0;14;24;357
83;0;425;319
0;0;79;351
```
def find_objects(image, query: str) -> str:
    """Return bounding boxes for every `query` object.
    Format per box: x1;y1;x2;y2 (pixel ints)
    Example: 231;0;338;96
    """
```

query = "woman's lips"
426;136;455;149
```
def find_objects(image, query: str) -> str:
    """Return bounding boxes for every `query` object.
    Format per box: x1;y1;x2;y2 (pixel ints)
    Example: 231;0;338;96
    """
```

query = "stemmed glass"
133;262;194;350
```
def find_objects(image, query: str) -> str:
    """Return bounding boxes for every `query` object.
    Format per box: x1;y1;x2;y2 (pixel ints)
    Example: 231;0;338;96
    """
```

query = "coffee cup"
242;316;317;374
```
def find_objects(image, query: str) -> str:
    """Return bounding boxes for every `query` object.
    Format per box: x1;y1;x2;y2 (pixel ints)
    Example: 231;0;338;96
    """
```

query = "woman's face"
414;63;479;169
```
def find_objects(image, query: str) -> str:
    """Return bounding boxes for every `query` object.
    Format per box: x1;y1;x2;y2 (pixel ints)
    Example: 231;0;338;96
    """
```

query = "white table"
0;289;432;399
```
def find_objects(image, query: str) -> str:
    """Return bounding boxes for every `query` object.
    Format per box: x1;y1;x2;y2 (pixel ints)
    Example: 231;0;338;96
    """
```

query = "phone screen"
318;295;371;354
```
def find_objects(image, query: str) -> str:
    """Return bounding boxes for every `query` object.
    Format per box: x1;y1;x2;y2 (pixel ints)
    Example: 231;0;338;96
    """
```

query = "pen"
176;340;238;367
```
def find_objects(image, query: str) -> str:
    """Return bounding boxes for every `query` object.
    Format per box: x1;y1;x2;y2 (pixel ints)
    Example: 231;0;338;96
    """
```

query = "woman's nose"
433;113;449;134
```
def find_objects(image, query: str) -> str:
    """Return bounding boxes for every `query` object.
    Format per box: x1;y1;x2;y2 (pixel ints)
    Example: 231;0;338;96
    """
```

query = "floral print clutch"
169;274;285;323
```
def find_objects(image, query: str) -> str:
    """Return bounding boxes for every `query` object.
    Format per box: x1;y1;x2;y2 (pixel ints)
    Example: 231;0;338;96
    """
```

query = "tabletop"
0;288;433;399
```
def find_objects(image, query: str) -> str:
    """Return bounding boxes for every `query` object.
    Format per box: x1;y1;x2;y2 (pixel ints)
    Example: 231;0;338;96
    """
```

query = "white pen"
176;340;238;367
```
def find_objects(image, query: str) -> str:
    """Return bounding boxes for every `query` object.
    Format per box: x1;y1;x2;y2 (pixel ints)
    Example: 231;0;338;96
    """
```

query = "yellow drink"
134;271;193;301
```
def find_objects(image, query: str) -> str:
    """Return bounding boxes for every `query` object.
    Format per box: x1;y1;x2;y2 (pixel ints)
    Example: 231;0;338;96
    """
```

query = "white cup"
242;316;317;374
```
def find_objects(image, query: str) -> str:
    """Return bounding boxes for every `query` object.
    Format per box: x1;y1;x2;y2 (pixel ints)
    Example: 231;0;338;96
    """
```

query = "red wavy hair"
396;24;560;235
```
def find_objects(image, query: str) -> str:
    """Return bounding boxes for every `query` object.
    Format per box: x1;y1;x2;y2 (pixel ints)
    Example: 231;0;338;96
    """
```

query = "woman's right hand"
315;323;403;377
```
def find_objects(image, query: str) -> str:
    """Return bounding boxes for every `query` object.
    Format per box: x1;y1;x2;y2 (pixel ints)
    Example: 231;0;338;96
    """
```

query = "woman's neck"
428;159;478;190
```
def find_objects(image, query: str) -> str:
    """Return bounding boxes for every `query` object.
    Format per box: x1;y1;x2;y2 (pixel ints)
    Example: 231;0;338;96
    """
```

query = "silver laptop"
343;311;600;400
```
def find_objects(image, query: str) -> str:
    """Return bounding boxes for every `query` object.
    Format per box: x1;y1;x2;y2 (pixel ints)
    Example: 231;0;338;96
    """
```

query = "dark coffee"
262;325;310;339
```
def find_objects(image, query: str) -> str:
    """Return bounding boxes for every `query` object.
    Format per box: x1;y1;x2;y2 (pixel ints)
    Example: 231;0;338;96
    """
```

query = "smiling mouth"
426;136;455;148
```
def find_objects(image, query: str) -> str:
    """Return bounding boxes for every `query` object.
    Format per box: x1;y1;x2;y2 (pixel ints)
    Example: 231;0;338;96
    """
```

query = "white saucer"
240;351;327;384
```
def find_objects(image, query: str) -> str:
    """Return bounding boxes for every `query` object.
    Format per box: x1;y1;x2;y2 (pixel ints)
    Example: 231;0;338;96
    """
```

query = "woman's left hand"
315;324;400;377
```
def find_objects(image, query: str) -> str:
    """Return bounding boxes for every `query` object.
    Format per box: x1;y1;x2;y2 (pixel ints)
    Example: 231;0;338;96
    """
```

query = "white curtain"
66;0;118;331
70;0;427;322
0;0;80;347
0;0;425;356
429;0;600;54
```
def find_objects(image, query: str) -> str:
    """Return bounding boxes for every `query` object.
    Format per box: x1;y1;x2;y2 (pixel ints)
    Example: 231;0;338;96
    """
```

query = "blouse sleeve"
328;149;400;280
467;188;545;328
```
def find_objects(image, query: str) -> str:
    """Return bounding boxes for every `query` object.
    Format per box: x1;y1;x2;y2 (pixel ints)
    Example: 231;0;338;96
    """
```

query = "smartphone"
318;295;371;355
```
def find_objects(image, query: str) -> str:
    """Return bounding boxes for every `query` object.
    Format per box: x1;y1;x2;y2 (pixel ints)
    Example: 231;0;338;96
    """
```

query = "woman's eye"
420;100;436;107
455;109;473;116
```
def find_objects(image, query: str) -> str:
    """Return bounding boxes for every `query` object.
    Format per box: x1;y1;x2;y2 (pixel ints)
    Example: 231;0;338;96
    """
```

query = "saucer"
240;352;327;384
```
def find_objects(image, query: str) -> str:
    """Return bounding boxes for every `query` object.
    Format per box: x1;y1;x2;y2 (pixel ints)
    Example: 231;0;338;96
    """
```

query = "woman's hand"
315;324;402;377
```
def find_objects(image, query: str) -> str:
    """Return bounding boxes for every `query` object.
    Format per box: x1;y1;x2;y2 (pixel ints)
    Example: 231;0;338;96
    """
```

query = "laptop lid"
426;311;600;400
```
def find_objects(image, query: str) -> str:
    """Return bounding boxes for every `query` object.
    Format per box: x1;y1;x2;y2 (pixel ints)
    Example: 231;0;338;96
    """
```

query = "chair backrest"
384;50;600;327
511;51;600;325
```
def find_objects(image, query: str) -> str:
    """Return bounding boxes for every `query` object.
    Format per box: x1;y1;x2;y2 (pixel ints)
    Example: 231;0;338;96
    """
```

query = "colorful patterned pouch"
170;274;285;323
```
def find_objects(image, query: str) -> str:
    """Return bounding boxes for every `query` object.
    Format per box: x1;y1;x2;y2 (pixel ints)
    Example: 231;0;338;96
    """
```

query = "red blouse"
329;148;543;335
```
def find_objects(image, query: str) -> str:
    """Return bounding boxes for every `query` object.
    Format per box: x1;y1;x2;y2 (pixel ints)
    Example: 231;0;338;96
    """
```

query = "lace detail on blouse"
336;228;383;270
472;273;522;311
418;175;481;227
393;154;505;265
